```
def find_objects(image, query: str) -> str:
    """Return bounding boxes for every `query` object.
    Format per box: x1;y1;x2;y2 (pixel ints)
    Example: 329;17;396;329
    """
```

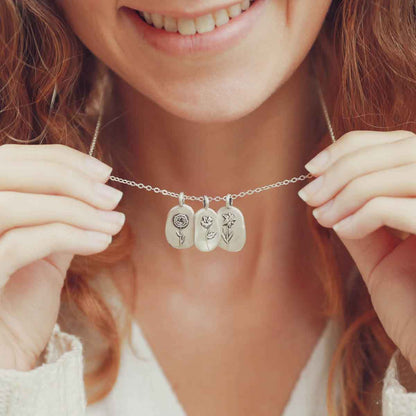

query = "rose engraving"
172;213;189;246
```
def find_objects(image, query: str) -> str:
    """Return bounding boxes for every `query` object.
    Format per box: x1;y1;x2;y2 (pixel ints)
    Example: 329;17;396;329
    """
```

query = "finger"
0;160;123;211
0;222;113;283
0;143;112;182
298;134;416;207
312;162;416;227
304;130;415;175
331;196;416;240
0;191;126;236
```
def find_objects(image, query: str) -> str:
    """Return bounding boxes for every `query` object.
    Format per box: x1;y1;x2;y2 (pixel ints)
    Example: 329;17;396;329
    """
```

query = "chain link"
89;74;335;203
108;172;315;202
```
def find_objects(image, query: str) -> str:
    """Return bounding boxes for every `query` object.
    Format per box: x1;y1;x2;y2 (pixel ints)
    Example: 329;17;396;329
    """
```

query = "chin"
139;73;281;123
155;96;264;123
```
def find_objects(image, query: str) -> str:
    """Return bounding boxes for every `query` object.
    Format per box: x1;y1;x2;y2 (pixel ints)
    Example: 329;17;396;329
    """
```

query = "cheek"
58;0;119;64
283;0;332;67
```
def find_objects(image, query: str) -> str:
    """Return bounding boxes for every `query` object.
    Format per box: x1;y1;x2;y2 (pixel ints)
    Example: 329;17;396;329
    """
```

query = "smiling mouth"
134;0;257;35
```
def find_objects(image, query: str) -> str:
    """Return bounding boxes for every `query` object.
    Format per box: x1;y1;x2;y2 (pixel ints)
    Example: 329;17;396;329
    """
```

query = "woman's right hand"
0;143;125;371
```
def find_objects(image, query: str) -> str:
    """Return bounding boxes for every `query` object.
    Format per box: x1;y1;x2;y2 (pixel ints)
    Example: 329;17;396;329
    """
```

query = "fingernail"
305;150;329;173
95;183;123;205
98;210;126;226
298;175;324;201
84;156;113;180
333;215;353;232
85;231;112;246
298;189;308;202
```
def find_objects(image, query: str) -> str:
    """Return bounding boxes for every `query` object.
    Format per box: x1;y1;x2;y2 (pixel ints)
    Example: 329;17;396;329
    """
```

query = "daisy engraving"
172;213;189;246
221;212;236;244
200;215;217;242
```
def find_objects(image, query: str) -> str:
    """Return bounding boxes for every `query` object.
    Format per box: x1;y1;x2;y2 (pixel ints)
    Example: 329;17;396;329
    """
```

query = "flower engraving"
201;215;213;228
200;215;217;243
221;212;236;244
173;213;189;229
172;213;189;246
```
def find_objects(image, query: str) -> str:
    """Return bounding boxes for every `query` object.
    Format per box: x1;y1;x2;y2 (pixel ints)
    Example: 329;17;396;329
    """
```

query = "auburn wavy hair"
1;1;415;415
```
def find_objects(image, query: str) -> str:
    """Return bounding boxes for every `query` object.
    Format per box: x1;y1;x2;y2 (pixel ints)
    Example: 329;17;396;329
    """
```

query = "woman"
0;0;415;415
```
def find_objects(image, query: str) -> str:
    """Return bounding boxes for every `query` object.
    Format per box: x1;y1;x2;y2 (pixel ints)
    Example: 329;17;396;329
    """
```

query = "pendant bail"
203;195;209;209
226;193;233;208
179;191;185;207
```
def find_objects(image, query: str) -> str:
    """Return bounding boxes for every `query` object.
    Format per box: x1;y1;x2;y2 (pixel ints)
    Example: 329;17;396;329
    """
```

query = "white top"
86;318;339;416
0;267;415;416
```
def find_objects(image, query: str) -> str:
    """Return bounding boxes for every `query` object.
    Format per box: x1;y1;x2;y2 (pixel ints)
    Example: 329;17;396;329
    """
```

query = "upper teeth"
138;0;254;35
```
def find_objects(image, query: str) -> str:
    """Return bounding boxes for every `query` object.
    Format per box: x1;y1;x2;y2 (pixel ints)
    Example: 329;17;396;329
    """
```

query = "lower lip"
123;0;267;57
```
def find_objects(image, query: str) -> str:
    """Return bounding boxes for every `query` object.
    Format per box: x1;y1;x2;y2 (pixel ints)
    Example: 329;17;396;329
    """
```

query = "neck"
106;59;323;199
102;57;327;305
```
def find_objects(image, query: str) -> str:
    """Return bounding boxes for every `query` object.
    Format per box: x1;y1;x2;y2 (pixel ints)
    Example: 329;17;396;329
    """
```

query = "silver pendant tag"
165;192;194;249
217;194;246;252
194;196;221;252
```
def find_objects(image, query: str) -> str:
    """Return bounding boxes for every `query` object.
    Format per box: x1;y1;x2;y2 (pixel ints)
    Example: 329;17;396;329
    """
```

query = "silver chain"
89;75;336;203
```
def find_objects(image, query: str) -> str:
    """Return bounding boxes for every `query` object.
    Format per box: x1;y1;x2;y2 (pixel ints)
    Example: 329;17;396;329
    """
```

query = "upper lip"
121;1;246;18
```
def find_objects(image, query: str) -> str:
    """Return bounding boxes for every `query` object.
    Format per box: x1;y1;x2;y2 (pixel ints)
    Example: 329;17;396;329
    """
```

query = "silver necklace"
88;76;336;252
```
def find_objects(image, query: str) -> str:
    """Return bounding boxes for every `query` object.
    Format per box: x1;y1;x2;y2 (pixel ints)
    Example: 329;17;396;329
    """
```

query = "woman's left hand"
297;129;416;372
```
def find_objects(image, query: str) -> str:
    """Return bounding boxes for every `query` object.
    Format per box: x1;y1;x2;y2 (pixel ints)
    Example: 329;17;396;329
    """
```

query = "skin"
0;0;415;415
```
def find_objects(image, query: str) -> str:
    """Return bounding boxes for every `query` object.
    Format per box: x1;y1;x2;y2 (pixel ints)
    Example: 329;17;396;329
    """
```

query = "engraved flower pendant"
194;196;221;252
165;192;194;249
217;194;246;252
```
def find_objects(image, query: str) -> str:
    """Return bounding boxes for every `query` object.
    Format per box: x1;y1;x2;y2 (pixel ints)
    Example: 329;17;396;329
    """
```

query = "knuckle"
339;131;356;141
49;143;67;151
394;129;416;138
341;177;366;202
329;151;358;180
362;197;379;214
339;130;365;146
362;196;388;218
341;152;358;173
